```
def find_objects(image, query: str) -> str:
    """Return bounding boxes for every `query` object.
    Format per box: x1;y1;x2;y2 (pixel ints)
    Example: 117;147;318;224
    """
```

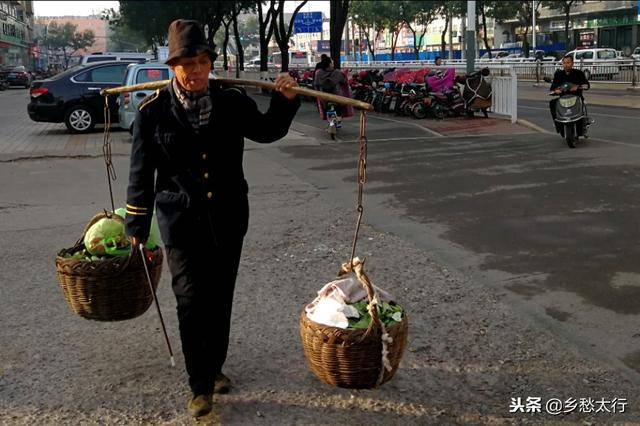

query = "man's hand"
553;89;561;94
274;73;298;100
130;236;146;249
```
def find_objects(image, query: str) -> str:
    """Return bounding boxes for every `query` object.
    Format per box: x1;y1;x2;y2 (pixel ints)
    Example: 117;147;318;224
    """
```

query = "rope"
348;111;368;267
343;111;392;388
102;95;116;212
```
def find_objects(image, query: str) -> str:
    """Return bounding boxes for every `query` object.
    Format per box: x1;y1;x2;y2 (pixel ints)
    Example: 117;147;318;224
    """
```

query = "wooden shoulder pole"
101;78;374;111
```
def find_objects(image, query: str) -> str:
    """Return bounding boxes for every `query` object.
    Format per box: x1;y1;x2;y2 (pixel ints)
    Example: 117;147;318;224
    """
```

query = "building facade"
0;1;34;68
497;0;640;54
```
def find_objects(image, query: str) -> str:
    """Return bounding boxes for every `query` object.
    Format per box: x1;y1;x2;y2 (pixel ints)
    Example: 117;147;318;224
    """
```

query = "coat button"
202;153;207;160
207;192;213;199
204;172;209;179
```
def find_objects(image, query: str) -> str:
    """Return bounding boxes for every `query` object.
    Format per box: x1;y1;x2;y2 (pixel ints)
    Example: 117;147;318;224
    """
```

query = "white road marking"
368;115;445;137
520;105;639;120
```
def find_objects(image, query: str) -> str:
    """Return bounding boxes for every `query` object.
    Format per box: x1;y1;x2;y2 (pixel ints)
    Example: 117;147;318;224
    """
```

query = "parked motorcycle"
546;78;591;148
459;68;492;118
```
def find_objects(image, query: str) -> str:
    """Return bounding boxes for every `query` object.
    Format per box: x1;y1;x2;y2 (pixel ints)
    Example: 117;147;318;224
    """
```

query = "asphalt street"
518;98;640;146
252;94;640;380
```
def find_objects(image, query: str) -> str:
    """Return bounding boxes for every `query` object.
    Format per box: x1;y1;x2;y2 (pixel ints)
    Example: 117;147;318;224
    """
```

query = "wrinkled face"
170;52;211;92
563;57;573;72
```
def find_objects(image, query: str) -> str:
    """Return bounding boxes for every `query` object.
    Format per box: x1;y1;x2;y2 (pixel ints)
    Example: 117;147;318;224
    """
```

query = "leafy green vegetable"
346;300;404;329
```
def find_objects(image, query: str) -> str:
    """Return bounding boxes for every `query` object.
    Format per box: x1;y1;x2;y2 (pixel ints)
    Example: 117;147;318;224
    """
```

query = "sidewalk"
519;83;640;109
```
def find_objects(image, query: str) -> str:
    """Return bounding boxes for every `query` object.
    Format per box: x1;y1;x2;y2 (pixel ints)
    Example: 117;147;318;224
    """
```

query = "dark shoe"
188;394;212;418
214;372;231;394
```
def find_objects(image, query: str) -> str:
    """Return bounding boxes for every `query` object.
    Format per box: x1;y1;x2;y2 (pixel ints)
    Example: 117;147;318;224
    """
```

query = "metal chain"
348;111;368;267
103;95;116;212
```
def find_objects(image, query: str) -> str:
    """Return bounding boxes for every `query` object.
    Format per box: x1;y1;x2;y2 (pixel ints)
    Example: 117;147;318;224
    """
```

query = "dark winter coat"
125;80;300;246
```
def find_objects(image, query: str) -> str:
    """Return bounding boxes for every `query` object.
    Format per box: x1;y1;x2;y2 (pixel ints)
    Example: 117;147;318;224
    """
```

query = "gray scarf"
172;78;212;131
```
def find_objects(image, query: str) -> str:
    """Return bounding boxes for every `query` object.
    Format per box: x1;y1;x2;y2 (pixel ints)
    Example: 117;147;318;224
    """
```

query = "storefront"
0;10;30;68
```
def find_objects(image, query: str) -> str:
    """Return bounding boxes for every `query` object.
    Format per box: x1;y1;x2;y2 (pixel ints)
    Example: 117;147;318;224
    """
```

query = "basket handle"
339;257;396;387
338;257;381;335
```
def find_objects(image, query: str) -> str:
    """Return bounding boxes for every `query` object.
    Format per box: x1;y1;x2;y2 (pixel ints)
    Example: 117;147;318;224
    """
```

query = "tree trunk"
232;11;244;78
564;7;570;50
419;27;428;60
272;0;289;72
441;13;449;57
330;0;349;69
481;3;491;58
522;26;530;58
391;27;400;61
258;1;275;77
223;20;230;71
409;27;419;60
63;48;69;69
358;26;363;61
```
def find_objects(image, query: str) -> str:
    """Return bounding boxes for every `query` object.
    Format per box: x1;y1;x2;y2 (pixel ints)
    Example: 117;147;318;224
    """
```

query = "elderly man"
125;19;300;417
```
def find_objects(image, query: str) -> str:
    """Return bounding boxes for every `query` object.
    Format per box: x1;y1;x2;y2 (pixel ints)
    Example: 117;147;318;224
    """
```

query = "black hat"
165;19;217;65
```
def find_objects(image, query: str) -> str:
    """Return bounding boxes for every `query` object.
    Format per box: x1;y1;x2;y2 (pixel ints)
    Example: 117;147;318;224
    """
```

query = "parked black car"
1;65;32;88
28;61;137;133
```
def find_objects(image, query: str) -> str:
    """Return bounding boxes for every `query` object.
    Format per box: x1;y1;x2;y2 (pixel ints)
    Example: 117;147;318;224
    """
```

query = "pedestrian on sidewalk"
124;19;300;418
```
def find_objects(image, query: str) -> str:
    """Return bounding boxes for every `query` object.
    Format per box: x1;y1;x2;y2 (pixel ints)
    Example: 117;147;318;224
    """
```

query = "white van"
563;48;619;80
80;52;154;65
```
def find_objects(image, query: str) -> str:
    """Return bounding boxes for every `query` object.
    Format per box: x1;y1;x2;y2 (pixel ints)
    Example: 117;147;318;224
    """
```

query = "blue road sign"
294;12;323;34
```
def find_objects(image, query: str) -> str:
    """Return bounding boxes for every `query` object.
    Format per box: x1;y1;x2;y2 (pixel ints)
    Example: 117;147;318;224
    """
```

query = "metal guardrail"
342;58;639;86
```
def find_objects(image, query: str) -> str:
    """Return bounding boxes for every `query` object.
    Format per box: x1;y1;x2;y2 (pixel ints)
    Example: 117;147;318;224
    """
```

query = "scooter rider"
549;55;590;134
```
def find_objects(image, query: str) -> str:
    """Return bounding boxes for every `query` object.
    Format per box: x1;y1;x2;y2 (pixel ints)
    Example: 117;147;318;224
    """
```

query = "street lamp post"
532;0;537;54
466;0;476;74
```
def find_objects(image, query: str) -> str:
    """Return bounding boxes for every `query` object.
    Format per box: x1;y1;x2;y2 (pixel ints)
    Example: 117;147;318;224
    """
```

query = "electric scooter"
546;79;591;148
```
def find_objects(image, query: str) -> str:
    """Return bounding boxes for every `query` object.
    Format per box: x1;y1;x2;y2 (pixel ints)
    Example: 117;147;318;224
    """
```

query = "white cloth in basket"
305;273;394;328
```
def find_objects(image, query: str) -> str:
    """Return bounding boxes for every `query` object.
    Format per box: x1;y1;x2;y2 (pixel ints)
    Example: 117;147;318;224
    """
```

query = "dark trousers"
165;222;244;396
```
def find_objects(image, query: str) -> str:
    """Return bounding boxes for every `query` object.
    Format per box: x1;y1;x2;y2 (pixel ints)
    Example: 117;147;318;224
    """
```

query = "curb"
516;118;552;134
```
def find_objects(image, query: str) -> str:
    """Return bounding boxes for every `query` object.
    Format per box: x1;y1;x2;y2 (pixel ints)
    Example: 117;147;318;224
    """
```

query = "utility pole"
345;17;350;62
448;13;453;60
532;0;537;54
466;0;476;74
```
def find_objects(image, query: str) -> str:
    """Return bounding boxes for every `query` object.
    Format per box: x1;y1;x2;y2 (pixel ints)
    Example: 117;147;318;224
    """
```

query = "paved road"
518;97;640;146
257;95;640;378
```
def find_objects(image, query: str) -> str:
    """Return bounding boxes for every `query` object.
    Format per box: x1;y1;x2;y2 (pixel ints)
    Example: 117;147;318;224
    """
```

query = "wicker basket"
55;212;163;321
299;260;408;389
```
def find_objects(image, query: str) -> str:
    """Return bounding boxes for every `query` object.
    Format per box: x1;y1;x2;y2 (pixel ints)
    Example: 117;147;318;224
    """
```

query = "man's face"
170;52;211;92
563;57;573;72
435;59;442;66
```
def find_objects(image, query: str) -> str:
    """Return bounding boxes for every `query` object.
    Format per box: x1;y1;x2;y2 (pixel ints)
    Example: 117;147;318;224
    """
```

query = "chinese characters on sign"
293;12;323;34
509;397;628;415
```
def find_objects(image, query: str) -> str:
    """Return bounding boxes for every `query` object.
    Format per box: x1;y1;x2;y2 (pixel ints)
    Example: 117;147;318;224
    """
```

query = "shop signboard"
578;29;595;47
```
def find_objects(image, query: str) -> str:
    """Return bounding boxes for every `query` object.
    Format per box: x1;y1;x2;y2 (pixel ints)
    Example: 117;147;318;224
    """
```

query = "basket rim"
55;245;162;265
300;309;407;338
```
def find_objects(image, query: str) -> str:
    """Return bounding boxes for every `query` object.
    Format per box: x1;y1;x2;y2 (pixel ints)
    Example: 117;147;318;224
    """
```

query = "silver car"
118;62;173;133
